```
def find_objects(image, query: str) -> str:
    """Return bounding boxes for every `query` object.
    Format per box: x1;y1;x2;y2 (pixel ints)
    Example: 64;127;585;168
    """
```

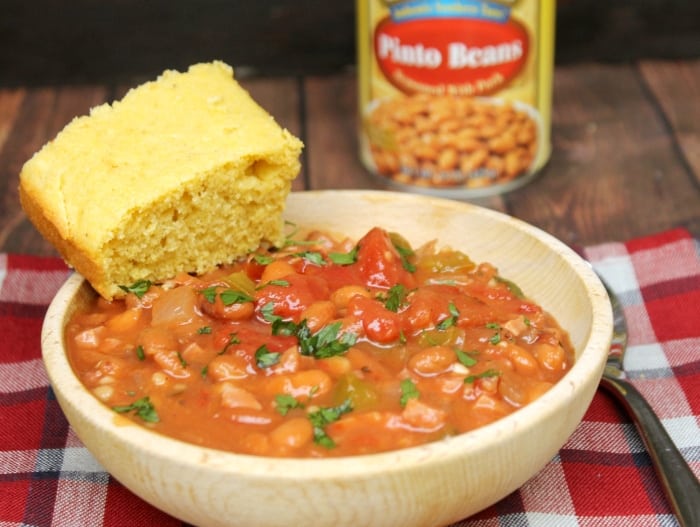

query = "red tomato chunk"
66;227;575;457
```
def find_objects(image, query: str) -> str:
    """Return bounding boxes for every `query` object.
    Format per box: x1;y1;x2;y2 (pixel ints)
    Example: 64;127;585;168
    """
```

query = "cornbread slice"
19;61;303;299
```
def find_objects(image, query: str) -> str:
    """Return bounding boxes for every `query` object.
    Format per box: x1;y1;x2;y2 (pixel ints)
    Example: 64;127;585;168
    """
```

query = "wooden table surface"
1;59;699;256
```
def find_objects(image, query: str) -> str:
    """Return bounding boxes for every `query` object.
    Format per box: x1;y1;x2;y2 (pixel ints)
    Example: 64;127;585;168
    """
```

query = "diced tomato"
243;258;266;281
255;273;330;322
355;227;417;290
347;295;402;344
401;285;454;333
460;281;541;316
307;262;364;290
213;323;297;356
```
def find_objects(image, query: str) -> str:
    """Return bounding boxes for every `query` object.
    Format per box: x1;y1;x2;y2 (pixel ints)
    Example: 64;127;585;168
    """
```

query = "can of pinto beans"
357;0;555;198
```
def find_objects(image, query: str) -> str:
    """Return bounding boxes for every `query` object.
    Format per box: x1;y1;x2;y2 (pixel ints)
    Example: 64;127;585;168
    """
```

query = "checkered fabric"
1;229;698;527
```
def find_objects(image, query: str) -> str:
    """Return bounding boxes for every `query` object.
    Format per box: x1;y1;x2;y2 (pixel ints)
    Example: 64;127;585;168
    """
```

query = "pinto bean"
368;94;538;186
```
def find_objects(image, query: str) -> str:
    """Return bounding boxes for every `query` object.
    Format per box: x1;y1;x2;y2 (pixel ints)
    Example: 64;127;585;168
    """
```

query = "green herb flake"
494;276;525;298
301;322;358;359
135;345;145;361
267;279;290;287
197;326;212;335
399;378;420;407
176;352;187;368
264;308;358;359
219;288;254;306
255;345;281;369
274;394;302;416
261;302;280;323
455;349;478;367
113;396;159;423
118;279;152;299
389;232;416;273
394;245;416;273
220;333;241;355
308;399;353;448
382;284;408;312
436;302;460;330
254;254;274;265
486;322;502;345
329;246;359;265
200;286;218;303
464;369;501;384
297;251;326;266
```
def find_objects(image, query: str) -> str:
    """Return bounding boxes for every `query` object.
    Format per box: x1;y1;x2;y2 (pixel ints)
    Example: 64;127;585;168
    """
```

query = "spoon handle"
600;376;700;527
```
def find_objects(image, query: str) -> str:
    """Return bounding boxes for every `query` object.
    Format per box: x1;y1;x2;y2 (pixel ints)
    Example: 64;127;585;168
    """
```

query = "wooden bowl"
42;190;612;527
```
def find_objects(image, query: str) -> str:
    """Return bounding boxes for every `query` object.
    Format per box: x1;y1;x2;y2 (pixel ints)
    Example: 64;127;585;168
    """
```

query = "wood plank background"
2;59;699;256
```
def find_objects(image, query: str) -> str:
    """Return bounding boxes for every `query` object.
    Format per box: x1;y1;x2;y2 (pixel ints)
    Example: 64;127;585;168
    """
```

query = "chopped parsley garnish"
308;400;353;448
394;244;416;273
176;352;187;368
464;369;501;384
486;323;502;344
253;254;274;265
455;349;478;367
281;222;319;248
113;396;159;423
197;326;212;334
200;286;218;303
380;284;408;312
494;276;524;298
436;302;459;330
299;322;357;359
262;305;357;359
135;345;145;361
261;302;278;322
274;394;302;416
255;345;281;369
268;279;290;287
399;378;420;407
118;279;152;299
389;232;416;273
219;289;254;305
329;246;359;265
201;287;253;305
296;251;326;266
262;303;299;335
220;333;241;354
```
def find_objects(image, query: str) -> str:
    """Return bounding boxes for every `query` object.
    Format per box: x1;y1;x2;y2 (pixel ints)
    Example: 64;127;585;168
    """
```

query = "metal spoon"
598;278;700;527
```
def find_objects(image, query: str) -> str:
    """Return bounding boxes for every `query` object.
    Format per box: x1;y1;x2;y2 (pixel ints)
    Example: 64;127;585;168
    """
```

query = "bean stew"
65;226;574;457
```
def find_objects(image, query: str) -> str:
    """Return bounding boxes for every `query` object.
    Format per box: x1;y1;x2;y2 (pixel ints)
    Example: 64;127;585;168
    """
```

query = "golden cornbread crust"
19;61;303;299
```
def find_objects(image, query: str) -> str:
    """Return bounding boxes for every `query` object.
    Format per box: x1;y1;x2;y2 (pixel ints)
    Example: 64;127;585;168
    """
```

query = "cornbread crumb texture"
19;61;303;299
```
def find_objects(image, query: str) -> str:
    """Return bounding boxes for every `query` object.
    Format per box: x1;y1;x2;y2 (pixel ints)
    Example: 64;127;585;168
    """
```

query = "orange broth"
65;226;574;457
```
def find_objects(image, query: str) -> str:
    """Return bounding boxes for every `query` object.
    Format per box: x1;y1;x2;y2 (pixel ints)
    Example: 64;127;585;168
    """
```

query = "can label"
357;0;554;197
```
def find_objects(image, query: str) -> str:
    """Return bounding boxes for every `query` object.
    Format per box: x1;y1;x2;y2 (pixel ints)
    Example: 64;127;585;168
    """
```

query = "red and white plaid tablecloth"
1;228;698;527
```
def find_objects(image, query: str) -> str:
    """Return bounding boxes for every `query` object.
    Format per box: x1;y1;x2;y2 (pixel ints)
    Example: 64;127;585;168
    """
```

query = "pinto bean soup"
65;226;574;458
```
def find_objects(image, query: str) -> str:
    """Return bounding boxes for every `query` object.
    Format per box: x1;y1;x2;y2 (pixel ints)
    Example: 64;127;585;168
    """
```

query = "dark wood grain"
303;74;374;191
0;86;109;256
239;77;307;191
639;60;700;186
505;62;700;245
1;61;699;255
